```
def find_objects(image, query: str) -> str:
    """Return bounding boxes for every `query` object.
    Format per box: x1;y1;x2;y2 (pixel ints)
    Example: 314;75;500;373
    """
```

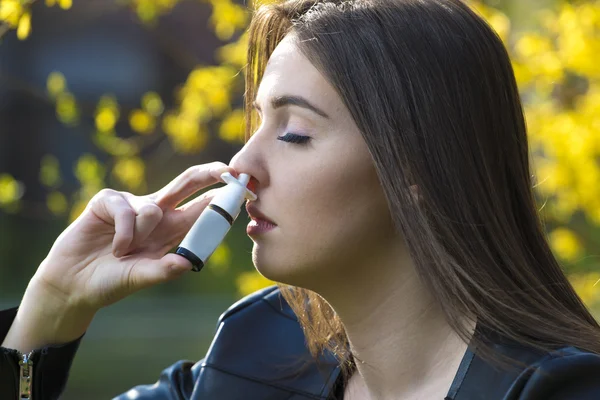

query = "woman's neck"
318;252;476;400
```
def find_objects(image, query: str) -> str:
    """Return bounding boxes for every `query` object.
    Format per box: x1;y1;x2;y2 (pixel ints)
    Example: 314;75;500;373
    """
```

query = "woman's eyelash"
277;133;311;144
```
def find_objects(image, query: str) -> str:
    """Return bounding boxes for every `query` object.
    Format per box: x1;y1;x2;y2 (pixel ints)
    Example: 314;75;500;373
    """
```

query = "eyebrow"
252;95;330;119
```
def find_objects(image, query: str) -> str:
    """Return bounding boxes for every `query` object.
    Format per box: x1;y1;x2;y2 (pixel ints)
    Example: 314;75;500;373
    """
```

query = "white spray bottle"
175;172;257;272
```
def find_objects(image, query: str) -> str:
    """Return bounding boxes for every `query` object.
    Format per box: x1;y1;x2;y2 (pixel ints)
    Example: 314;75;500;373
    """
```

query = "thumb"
130;253;193;288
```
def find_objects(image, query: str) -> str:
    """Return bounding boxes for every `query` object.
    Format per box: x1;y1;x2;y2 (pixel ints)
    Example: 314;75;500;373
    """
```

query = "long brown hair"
244;0;600;385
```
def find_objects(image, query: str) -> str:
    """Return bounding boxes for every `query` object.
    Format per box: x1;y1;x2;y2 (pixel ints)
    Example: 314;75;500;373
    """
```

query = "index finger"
153;162;237;210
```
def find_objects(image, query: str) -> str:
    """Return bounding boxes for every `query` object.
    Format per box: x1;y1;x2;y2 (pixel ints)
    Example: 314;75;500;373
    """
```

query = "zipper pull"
18;350;34;399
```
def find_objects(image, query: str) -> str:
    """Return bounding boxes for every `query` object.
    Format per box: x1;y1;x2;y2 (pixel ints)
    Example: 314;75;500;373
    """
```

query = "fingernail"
217;171;228;183
216;166;232;177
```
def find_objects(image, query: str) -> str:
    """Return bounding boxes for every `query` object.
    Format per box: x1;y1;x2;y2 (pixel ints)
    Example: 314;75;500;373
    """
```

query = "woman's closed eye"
277;132;311;145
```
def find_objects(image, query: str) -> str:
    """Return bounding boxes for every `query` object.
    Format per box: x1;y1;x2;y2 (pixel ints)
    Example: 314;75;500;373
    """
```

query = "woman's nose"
229;141;265;189
229;147;249;175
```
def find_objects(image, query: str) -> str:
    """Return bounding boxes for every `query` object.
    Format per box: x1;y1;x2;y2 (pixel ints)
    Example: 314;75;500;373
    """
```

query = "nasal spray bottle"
175;172;257;272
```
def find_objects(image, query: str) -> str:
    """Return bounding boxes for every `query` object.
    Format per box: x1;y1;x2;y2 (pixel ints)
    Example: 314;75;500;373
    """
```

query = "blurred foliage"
1;0;276;298
0;0;599;309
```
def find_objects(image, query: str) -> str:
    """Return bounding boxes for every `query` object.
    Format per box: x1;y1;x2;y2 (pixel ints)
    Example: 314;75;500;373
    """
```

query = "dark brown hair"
244;0;600;386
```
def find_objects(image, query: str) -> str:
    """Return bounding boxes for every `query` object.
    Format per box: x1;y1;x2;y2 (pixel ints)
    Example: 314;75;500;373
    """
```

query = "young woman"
2;0;600;399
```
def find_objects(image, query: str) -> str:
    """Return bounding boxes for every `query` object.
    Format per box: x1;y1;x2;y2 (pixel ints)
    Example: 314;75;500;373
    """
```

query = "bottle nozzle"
220;172;257;201
237;173;250;186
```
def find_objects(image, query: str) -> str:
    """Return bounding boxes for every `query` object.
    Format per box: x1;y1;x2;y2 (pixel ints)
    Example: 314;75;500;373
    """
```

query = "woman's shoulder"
505;345;600;399
456;340;600;400
115;285;340;399
217;284;297;325
538;344;600;366
197;284;340;397
219;289;600;399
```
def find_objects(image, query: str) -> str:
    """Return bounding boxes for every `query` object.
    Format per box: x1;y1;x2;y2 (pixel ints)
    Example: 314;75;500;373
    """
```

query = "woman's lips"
245;203;277;236
247;219;277;235
245;203;276;225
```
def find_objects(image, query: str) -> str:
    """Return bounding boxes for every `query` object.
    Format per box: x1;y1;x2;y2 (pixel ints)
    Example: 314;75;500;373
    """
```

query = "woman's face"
230;34;398;290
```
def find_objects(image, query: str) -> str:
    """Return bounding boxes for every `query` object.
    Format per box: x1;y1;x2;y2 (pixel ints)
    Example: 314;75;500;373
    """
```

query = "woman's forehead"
257;38;342;118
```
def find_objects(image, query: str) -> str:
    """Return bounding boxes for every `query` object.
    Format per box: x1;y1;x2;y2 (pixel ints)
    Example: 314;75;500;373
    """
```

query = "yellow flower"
569;272;600;306
206;88;230;116
16;11;31;40
468;1;511;43
219;109;245;143
163;114;209;153
0;0;24;27
95;96;120;133
0;174;24;205
181;92;210;120
142;92;164;116
112;157;146;191
39;155;62;188
208;0;249;41
47;71;66;97
129;109;156;135
135;1;157;23
131;0;177;24
92;130;139;157
96;109;118;132
217;33;248;67
549;228;583;262
56;92;79;125
58;0;72;10
47;191;68;215
555;2;600;78
74;154;105;186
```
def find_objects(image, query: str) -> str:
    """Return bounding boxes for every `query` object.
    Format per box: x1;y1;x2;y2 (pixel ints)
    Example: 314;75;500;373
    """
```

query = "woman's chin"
252;259;294;285
253;257;323;290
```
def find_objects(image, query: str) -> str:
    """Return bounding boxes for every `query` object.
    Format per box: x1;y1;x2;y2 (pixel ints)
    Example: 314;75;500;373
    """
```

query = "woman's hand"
1;162;238;353
32;161;237;313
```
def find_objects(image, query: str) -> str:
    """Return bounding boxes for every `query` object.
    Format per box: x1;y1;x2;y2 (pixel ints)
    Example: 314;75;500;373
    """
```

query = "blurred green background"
1;0;600;398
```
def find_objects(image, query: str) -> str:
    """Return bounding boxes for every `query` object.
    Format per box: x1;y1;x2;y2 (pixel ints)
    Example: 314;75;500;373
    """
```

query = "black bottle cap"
175;247;205;272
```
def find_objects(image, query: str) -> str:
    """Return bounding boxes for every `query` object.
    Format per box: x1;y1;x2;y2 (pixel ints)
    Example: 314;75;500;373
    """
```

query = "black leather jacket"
2;285;600;399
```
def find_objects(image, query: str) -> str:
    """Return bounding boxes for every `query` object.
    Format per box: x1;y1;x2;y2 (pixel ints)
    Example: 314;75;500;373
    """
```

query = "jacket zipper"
17;350;34;399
